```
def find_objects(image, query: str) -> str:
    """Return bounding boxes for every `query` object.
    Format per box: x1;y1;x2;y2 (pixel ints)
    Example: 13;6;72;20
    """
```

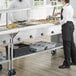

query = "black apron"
62;21;74;41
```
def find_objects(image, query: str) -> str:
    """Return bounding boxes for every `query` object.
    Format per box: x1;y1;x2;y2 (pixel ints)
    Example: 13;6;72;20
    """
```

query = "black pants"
62;21;76;66
63;39;76;66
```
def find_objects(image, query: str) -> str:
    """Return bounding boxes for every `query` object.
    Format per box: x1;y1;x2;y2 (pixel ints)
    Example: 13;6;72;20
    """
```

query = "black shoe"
58;65;70;69
70;63;76;65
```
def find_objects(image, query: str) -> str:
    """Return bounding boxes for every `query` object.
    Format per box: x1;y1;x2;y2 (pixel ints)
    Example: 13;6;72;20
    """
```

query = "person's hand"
13;19;17;23
54;20;60;25
54;12;61;16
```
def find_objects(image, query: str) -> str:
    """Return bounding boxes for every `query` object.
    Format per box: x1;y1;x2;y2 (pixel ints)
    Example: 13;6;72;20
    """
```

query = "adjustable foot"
0;64;2;71
51;50;56;56
8;69;16;76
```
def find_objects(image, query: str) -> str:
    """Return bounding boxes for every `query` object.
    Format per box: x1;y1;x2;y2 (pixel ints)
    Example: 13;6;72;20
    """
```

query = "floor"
0;49;76;76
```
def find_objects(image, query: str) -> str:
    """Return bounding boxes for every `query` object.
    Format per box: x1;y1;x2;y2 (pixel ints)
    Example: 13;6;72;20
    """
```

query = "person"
55;0;76;69
8;0;31;22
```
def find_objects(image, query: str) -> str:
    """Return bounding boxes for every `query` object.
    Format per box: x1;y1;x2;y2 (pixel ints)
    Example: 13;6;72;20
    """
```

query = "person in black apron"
55;0;76;69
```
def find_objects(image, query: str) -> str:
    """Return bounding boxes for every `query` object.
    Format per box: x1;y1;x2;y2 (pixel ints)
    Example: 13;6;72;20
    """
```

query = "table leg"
8;35;16;76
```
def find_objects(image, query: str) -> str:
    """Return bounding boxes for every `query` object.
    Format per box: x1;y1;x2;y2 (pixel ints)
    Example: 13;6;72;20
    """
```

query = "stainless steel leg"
0;51;3;71
10;36;14;70
8;34;16;76
8;41;11;71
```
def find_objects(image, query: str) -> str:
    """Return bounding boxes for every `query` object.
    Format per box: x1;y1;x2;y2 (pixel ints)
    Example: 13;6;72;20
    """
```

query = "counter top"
0;22;61;35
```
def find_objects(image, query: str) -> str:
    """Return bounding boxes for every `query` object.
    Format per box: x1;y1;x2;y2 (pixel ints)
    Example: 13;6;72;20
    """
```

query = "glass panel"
0;0;33;28
0;0;11;27
0;0;63;30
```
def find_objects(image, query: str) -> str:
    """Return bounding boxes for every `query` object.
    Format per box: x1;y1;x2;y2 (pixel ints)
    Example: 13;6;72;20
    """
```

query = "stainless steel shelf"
0;42;63;64
13;43;63;61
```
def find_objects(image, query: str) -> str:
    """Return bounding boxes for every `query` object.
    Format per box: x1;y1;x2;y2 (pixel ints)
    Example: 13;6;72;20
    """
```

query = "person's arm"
54;12;61;16
53;12;61;25
54;9;67;25
54;8;70;25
